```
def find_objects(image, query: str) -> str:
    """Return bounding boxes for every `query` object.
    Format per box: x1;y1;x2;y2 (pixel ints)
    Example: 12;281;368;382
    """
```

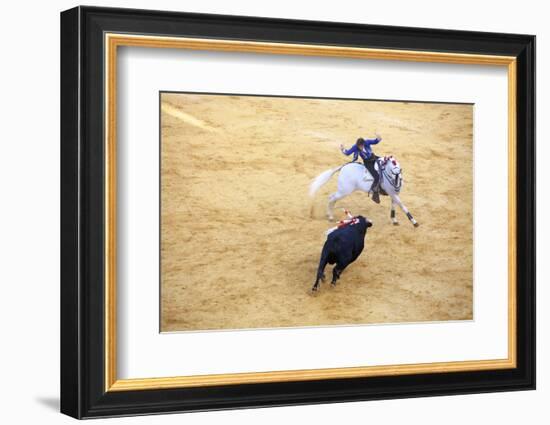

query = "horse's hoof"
392;221;400;226
414;222;420;228
330;282;337;288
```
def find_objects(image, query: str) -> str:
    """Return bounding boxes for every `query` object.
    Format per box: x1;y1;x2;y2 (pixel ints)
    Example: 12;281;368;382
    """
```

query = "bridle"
379;158;403;192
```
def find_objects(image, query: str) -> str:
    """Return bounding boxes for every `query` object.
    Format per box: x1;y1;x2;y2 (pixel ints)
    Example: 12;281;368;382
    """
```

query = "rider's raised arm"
341;144;358;156
365;136;382;145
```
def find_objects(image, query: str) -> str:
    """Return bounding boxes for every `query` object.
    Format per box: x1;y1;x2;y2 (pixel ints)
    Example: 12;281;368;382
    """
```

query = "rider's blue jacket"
342;138;381;161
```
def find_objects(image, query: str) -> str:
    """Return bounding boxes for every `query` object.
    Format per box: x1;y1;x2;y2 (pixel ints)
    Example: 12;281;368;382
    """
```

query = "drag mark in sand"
161;102;222;134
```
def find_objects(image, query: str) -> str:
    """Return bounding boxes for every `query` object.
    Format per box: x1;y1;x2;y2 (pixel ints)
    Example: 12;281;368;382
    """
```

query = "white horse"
309;156;419;227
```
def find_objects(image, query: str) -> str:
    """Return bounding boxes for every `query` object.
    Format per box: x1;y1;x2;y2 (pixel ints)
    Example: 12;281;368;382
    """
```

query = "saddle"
361;158;385;203
361;158;384;181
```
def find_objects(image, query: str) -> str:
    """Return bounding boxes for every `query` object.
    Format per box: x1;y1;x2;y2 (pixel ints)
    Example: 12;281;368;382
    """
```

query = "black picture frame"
61;5;535;419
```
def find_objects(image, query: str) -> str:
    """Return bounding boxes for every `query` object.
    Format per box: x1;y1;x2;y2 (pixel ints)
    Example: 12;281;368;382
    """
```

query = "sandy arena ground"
160;93;473;332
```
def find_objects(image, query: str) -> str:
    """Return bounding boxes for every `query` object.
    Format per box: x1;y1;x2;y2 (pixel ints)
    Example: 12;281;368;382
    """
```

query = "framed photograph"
60;6;535;419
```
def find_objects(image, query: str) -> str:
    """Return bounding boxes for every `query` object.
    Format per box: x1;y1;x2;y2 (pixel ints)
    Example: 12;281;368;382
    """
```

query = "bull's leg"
331;257;350;286
312;248;329;292
312;268;326;292
331;266;343;286
327;191;345;221
391;198;399;225
391;194;419;227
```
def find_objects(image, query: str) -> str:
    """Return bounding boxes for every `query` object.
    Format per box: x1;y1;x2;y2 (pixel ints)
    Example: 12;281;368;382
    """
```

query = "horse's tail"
309;166;342;198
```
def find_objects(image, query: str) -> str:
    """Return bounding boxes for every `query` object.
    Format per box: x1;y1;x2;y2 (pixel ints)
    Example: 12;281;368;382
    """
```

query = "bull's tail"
309;166;342;198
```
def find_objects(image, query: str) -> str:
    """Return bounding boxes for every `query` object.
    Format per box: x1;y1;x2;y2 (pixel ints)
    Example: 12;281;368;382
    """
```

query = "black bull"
312;216;372;292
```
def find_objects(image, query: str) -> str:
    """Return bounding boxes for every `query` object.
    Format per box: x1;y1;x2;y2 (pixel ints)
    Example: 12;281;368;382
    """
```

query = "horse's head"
381;155;403;190
383;155;401;175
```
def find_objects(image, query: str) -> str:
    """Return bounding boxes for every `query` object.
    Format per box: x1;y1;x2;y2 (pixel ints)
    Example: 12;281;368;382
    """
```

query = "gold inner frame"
104;33;517;392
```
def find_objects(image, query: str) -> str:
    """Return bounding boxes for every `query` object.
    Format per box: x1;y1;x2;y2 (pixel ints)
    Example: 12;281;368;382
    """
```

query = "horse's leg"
391;197;399;225
327;191;345;221
391;194;419;227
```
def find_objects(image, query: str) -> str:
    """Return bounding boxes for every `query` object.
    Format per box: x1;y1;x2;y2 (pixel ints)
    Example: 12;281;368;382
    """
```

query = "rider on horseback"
340;134;382;204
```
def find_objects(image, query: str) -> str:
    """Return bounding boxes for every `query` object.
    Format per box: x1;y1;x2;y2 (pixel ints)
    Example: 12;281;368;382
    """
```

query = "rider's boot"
372;190;380;204
371;174;381;204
